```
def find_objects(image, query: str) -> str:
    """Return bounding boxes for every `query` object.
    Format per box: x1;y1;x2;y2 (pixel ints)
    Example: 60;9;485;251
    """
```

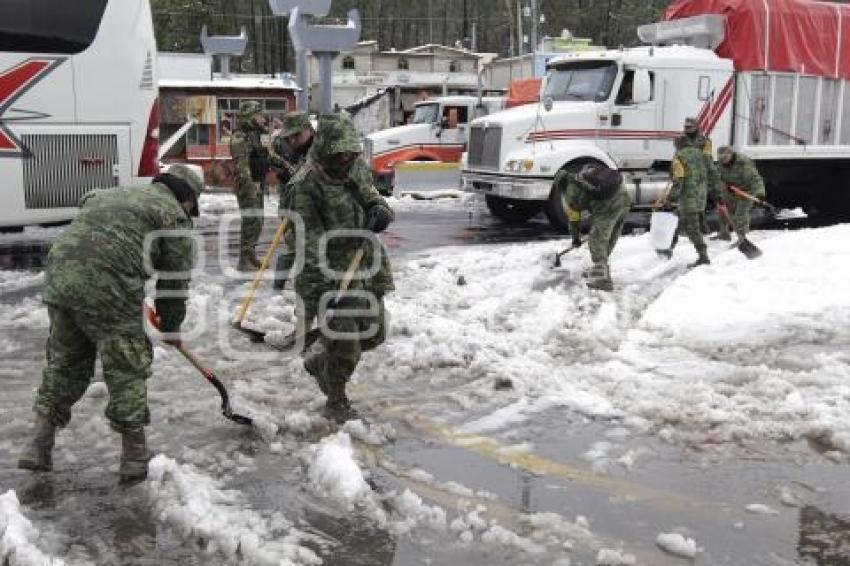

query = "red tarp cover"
506;78;543;108
664;0;850;79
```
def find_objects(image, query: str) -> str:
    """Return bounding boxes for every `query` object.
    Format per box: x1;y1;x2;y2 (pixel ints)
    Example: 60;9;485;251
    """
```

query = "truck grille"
22;134;119;209
468;124;501;169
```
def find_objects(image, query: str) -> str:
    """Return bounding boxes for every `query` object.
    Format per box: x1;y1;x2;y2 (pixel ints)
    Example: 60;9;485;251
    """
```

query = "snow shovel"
145;305;253;426
270;245;366;352
552;243;580;268
717;202;762;259
727;185;777;214
231;218;289;343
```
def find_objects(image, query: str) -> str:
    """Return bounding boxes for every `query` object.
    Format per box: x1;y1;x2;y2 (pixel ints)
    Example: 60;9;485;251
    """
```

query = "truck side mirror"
632;69;652;104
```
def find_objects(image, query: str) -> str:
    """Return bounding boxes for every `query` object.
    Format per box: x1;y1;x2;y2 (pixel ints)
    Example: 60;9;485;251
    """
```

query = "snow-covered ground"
1;194;848;564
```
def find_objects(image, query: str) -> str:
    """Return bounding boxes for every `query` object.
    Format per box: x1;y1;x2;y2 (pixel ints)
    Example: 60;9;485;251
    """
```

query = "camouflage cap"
280;112;312;138
164;163;204;198
310;113;362;161
683;117;699;130
717;145;734;156
238;100;263;121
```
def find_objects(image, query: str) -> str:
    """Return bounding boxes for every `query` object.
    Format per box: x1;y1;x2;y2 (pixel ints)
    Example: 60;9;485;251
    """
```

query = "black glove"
366;203;393;233
571;237;582;248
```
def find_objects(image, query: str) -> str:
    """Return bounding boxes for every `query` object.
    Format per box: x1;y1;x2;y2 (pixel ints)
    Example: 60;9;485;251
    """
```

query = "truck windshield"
413;103;439;124
544;61;618;102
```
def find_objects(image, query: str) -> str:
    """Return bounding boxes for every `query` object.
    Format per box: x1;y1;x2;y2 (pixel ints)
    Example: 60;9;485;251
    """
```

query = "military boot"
18;413;55;472
322;379;358;424
119;430;151;485
687;250;711;268
586;262;614;292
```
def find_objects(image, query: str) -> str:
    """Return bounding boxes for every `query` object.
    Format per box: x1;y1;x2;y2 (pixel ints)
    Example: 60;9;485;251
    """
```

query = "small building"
307;42;497;135
482;34;603;89
158;52;298;186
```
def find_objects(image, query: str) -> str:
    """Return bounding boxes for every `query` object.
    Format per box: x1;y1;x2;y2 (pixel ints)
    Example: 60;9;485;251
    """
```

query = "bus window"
0;0;108;54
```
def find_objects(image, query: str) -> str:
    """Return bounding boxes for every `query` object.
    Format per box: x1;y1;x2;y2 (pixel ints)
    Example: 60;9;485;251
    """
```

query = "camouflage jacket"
683;132;723;200
553;170;631;242
669;146;708;213
290;157;394;319
43;183;194;333
719;153;766;199
230;123;285;194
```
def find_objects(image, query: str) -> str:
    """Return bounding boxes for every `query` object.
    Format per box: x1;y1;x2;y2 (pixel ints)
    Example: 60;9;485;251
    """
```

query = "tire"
484;195;542;223
545;160;603;233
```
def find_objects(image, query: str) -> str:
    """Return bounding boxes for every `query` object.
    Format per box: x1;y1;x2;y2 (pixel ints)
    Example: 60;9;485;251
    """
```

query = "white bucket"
649;211;679;249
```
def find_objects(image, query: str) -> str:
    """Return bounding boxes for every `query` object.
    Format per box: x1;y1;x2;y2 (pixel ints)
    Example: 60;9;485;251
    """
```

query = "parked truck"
461;0;850;229
364;95;504;189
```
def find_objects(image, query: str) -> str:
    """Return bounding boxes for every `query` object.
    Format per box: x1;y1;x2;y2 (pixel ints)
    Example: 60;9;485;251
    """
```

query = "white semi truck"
461;1;850;229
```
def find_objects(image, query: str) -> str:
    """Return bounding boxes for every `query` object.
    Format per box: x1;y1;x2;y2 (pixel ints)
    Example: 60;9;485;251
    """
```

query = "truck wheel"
485;195;541;223
544;185;571;233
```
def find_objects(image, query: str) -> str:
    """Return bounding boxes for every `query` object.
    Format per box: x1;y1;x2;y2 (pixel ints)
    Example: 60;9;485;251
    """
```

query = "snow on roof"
160;73;300;91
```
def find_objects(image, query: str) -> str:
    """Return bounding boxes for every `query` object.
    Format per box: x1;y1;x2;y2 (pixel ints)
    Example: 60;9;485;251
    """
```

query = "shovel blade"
738;239;763;259
232;322;266;343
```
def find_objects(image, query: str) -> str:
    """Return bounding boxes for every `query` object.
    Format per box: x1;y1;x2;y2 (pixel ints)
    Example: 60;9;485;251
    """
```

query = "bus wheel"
484;195;541;223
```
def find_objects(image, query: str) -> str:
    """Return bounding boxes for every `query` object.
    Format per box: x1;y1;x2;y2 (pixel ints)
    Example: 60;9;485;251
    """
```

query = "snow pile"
369;226;850;452
146;455;319;565
595;548;636;565
745;503;780;516
0;490;66;566
342;419;395;446
655;532;697;558
642;225;850;348
306;432;374;510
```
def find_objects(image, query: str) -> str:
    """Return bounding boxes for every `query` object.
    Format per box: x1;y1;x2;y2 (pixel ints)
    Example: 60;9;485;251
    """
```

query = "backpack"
579;166;622;200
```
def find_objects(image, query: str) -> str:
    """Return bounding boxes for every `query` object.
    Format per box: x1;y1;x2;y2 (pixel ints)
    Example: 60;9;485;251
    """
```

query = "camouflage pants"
728;197;753;240
303;295;387;393
678;210;707;255
34;305;153;434
588;205;629;265
236;182;264;257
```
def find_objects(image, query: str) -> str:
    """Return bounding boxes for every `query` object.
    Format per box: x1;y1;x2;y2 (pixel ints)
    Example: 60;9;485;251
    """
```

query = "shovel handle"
175;343;215;381
728;185;773;209
233;218;289;325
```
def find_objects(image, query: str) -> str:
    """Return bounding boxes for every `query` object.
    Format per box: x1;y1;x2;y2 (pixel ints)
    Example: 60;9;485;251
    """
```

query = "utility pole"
462;0;469;47
250;0;260;72
428;0;433;44
516;0;524;56
529;0;538;53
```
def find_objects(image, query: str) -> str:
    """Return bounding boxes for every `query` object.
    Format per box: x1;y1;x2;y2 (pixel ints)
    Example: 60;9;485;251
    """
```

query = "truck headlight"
504;159;534;172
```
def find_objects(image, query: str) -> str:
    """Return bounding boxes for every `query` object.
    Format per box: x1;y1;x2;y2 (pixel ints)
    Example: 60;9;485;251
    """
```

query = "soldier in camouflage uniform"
717;146;766;257
230;100;286;271
667;135;711;267
272;112;314;290
18;165;203;484
290;113;394;422
552;164;631;291
682;117;731;240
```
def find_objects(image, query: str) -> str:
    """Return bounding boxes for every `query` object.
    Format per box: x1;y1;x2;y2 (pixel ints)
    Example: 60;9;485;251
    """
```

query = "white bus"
0;0;159;229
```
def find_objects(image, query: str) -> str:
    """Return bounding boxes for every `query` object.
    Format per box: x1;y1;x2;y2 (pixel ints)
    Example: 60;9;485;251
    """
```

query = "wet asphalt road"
0;196;848;565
